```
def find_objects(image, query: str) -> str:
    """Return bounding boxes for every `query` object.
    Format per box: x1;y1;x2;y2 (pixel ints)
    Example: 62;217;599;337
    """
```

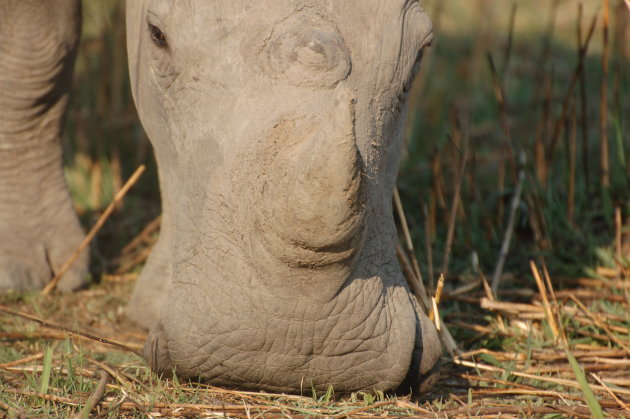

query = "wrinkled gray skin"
1;0;441;394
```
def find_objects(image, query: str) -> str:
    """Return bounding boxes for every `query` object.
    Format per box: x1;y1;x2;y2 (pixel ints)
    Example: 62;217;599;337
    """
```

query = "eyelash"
148;23;167;48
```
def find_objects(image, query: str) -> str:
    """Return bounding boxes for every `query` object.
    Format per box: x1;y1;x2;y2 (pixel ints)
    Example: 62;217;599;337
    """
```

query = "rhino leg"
0;0;87;292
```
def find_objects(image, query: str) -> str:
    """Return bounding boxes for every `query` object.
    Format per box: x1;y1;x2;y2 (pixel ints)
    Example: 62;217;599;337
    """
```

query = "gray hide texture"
0;0;442;394
126;0;440;394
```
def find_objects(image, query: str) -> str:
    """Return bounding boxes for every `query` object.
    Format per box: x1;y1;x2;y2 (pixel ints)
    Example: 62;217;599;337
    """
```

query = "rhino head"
126;0;440;394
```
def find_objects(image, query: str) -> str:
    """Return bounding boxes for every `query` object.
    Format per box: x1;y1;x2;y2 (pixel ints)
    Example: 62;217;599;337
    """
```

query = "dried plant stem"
600;0;610;188
74;370;110;419
569;296;630;356
393;188;424;285
115;247;152;275
330;400;396;419
487;53;515;174
397;242;430;312
497;157;505;229
0;305;141;355
454;358;630;397
545;9;600;167
578;3;591;191
0;353;44;369
615;207;623;258
590;372;630;413
530;261;560;341
568;104;577;224
119;214;161;256
429;274;445;324
490;163;525;294
42;165;146;295
423;204;434;290
502;3;517;86
441;137;468;276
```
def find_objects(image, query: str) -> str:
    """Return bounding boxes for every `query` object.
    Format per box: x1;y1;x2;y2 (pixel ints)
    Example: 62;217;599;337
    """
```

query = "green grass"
1;0;629;417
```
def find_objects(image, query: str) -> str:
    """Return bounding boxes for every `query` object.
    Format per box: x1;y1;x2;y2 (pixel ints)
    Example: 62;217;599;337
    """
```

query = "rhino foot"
0;201;87;293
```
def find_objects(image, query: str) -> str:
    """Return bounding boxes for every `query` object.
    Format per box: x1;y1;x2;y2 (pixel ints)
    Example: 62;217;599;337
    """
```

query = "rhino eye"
148;23;167;48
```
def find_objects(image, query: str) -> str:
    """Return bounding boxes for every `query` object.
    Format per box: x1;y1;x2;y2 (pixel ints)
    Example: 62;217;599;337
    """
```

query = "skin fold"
0;0;442;394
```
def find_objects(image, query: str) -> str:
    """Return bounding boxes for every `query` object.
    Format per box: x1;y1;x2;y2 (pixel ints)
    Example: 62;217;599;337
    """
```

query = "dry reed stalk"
595;266;620;277
460;373;537;391
578;3;591;191
394;400;432;414
101;273;139;283
536;71;553;184
480;298;545;315
490;159;525;294
525;192;550;250
110;146;123;210
398;241;458;355
0;353;43;369
429;274;445;325
600;0;610;188
3;388;81;406
542;263;560;314
431;148;446;210
497;157;505;229
393;188;424;287
419;404;596;418
470;387;596;404
85;357;134;390
530;261;559;340
487;53;515;176
569;295;630;356
423;204;435;290
441;126;468;276
43;165;146;295
551;288;626;301
480;271;507;332
539;0;559;74
502;3;517;85
459;348;525;362
119;215;161;256
74;369;110;419
591;372;630;413
573;317;628;335
447;277;481;296
435;273;445;305
90;159;103;210
330;400;396;419
115;401;324;415
523;362;630;375
397;242;430;312
0;331;84;342
0;305;141;354
545;9;600;167
616;207;623;259
454;358;630;397
115;247;152;275
568;103;577;225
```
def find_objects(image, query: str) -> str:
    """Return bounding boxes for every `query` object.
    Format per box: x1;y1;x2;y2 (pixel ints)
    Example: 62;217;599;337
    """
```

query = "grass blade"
39;346;53;395
565;348;604;419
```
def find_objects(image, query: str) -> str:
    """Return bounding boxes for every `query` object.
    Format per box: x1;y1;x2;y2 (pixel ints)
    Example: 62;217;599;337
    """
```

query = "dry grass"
0;263;629;417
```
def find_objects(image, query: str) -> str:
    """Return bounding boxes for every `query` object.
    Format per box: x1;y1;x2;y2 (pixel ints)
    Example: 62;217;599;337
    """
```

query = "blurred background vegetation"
63;0;629;293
